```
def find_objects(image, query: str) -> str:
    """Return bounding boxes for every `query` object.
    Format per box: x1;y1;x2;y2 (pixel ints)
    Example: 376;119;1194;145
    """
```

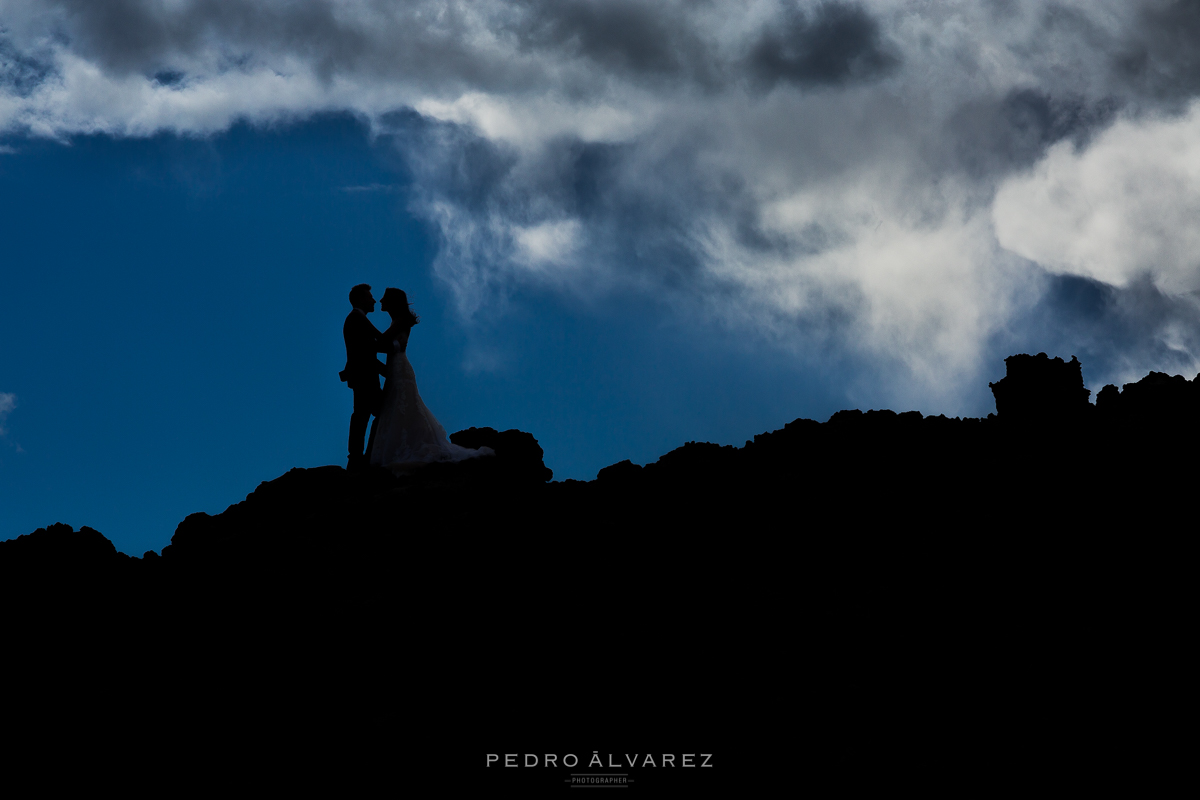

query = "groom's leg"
365;415;380;462
362;384;383;463
349;387;372;462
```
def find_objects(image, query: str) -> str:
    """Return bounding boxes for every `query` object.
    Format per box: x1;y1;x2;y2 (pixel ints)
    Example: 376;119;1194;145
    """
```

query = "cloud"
514;219;583;271
0;392;15;436
944;88;1118;179
509;0;724;85
1114;0;1200;104
3;1;1200;407
994;102;1200;294
747;1;898;89
0;32;53;97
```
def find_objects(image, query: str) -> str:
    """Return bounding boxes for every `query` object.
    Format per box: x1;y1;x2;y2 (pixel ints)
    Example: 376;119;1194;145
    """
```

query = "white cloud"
697;169;1034;401
414;93;645;151
514;220;583;270
9;50;345;138
994;101;1200;294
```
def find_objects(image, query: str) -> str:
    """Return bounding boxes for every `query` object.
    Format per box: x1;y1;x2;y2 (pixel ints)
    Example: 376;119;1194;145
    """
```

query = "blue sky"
5;1;1200;555
0;114;852;555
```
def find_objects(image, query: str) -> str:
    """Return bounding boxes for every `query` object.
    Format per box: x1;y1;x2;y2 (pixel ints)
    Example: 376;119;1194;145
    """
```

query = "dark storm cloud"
748;1;898;88
48;0;390;78
511;0;721;86
506;0;898;91
945;89;1118;178
29;0;901;94
1116;0;1200;103
36;0;520;90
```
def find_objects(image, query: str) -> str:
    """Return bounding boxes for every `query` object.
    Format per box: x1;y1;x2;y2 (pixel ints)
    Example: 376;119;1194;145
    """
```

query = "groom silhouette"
340;283;388;470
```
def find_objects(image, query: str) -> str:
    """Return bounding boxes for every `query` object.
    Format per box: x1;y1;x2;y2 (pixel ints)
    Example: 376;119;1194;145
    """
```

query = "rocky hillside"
6;352;1189;796
5;353;1196;605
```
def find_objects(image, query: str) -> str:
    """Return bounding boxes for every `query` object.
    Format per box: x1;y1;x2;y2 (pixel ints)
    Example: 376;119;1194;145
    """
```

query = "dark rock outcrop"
595;458;643;485
6;353;1190;794
1;523;132;568
448;426;553;482
989;353;1092;422
1097;370;1200;428
7;353;1198;610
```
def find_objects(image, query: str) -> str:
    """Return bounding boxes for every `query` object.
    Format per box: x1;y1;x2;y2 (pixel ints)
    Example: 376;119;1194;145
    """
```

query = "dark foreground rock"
2;355;1192;795
6;353;1194;603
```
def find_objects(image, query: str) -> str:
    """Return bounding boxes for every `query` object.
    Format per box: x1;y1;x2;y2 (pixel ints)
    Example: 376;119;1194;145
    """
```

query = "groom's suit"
342;309;388;463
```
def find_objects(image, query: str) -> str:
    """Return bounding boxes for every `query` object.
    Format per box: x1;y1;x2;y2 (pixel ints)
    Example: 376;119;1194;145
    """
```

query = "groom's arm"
357;315;389;372
359;313;391;354
349;310;389;353
345;312;387;377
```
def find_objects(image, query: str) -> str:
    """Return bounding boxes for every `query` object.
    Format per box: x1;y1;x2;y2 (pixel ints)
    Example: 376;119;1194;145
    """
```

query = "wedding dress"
369;326;489;471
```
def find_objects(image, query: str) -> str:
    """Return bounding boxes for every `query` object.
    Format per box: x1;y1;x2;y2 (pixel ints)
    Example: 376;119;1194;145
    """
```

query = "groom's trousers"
349;382;383;462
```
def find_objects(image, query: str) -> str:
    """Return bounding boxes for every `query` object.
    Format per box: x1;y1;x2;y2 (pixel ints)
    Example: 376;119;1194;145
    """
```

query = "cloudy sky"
4;1;1200;553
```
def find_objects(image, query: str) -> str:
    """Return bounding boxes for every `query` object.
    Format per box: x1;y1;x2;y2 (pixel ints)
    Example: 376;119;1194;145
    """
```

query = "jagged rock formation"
448;426;554;483
7;353;1191;796
989;353;1091;422
5;353;1198;605
3;523;137;569
1097;370;1200;427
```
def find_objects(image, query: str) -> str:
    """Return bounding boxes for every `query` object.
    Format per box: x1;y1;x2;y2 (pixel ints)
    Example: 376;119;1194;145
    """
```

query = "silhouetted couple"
342;284;487;472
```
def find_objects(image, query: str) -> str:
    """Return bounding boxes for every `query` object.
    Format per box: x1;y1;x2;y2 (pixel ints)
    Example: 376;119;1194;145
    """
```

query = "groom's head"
349;283;375;312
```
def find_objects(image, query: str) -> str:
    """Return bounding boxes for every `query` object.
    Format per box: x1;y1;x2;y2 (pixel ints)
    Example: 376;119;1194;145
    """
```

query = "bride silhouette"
369;288;489;471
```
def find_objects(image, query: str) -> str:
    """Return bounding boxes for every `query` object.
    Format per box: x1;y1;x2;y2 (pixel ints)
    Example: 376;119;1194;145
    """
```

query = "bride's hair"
381;287;420;327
